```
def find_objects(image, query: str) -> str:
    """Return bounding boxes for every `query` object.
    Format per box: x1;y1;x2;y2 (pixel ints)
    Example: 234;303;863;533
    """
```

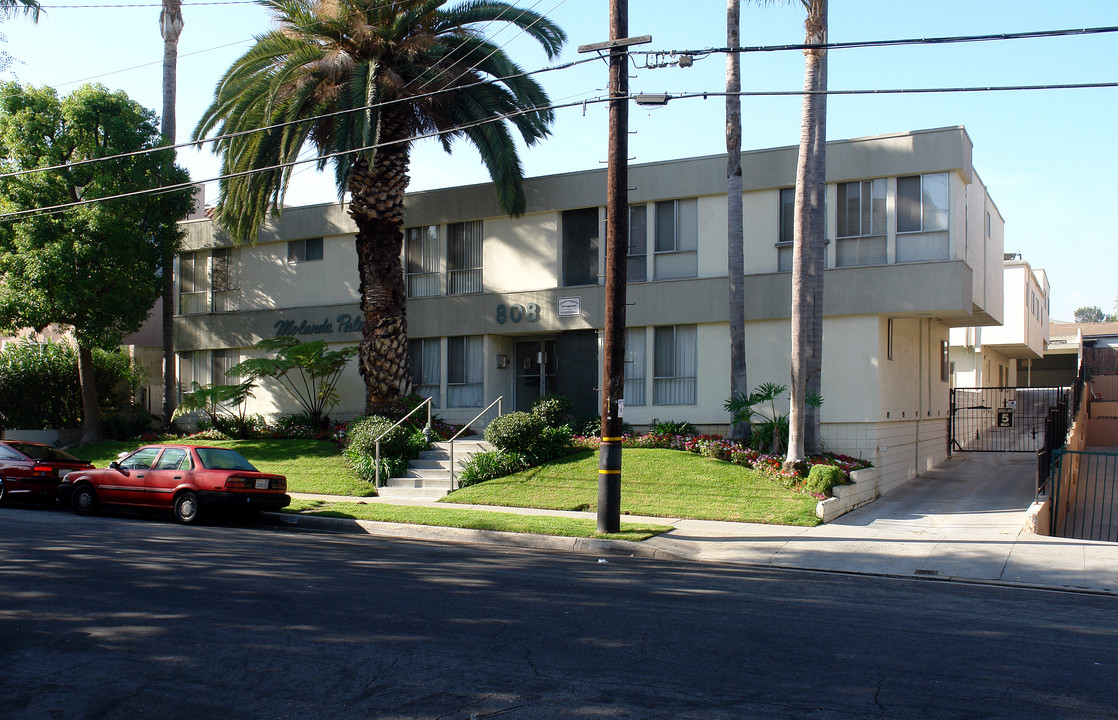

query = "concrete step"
385;475;452;489
402;469;452;481
375;486;451;500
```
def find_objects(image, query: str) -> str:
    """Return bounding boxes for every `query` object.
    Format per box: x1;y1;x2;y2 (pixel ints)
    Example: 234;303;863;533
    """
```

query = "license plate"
255;479;270;490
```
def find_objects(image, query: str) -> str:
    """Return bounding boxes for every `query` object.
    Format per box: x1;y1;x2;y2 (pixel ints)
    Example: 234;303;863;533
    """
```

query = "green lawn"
71;438;376;497
287;499;670;541
443;448;822;526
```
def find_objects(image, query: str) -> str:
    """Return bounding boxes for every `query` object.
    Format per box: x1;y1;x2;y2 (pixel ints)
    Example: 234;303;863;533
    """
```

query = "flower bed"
572;433;872;498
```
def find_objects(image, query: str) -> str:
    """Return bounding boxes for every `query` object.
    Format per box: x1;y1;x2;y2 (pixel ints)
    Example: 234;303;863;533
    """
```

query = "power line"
4;77;1117;222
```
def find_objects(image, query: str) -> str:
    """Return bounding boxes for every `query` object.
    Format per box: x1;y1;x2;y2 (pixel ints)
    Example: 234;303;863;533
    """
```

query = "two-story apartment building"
176;126;1005;487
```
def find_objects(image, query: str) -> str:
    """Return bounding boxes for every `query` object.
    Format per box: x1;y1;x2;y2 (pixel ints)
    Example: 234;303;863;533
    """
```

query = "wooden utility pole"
577;5;648;534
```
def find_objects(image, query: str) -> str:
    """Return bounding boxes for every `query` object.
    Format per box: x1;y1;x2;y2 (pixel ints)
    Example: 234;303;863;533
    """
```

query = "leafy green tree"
193;0;565;414
1074;306;1105;323
228;335;357;428
0;83;194;443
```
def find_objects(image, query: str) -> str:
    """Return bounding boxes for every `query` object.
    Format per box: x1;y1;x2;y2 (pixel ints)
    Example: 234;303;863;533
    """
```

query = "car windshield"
195;448;258;472
6;442;82;462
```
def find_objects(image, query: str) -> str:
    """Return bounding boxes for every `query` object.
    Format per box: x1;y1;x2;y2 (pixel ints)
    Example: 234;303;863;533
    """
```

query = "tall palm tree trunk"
726;0;749;440
347;118;413;414
159;0;183;426
785;0;827;468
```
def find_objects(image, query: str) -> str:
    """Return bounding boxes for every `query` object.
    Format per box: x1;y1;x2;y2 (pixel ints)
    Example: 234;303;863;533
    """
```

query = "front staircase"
376;438;493;500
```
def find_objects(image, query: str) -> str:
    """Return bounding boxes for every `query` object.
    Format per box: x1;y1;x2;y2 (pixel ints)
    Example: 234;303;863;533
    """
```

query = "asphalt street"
2;506;1117;720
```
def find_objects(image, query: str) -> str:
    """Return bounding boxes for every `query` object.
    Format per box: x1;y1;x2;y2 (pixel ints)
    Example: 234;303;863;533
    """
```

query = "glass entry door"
515;340;557;412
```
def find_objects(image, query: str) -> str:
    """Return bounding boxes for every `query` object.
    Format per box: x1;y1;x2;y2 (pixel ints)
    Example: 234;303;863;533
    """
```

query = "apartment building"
176;126;1005;487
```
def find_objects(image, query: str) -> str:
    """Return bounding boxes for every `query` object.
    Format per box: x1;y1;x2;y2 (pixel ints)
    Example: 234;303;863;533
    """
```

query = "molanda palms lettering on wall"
273;314;365;337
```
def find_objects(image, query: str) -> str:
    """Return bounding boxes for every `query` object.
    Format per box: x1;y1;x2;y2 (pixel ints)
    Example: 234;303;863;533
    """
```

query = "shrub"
649;418;697;436
102;404;155;440
531;394;572;428
456;450;529;487
803;464;847;497
344;415;430;484
484;411;545;455
529;424;574;464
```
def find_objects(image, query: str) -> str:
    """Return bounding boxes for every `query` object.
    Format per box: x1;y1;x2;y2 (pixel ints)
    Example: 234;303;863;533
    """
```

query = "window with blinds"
406;225;440;298
624;327;646;406
653;325;697;405
447;221;483;295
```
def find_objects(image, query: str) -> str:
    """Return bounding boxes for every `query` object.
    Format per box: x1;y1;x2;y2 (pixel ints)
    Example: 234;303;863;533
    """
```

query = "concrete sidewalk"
281;453;1118;595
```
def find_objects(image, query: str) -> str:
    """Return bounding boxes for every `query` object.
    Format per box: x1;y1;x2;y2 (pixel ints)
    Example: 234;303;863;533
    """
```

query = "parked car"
0;440;94;504
59;444;289;524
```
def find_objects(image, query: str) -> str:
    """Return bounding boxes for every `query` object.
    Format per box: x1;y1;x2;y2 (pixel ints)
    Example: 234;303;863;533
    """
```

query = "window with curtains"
627;205;647;282
653;325;697;405
287;237;323;263
178;251;206;315
836;178;887;267
405;225;440;298
448;221;483;295
211;349;238;387
624;327;646;406
409;338;441;408
447;335;483;408
210;247;239;312
653;198;698;280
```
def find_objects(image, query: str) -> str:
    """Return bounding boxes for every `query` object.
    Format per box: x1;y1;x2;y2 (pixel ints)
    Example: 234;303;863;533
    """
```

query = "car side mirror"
109;461;121;470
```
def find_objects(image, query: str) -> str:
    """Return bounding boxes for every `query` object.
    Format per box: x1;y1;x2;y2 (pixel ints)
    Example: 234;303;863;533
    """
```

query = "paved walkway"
283;453;1118;594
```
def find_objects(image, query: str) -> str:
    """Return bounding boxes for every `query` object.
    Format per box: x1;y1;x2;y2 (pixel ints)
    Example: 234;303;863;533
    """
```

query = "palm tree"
0;0;41;21
159;0;184;427
193;0;565;414
726;0;749;440
785;0;826;469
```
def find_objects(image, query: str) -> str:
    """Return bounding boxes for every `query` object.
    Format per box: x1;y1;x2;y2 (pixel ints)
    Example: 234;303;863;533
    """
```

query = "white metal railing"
374;397;433;487
447;396;503;491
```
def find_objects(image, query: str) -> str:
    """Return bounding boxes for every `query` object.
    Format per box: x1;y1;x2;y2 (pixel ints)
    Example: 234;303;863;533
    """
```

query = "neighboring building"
1029;321;1118;388
949;253;1050;389
176;126;1005;488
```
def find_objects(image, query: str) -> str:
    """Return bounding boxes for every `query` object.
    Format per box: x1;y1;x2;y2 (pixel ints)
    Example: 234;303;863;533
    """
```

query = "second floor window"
210;247;238;312
837;179;886;238
447;221;483;295
653;198;698;280
897;173;948;233
627;204;647;282
406;225;440;298
288;237;323;263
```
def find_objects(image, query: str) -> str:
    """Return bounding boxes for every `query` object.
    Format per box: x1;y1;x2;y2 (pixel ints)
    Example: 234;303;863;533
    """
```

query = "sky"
3;0;1116;322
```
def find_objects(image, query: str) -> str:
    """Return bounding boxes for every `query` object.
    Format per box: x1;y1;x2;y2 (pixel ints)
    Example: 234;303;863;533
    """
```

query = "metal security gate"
949;386;1069;453
1051;450;1118;542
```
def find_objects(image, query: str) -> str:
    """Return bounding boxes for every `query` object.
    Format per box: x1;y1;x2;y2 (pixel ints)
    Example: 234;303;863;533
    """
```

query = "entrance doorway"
515;340;557;412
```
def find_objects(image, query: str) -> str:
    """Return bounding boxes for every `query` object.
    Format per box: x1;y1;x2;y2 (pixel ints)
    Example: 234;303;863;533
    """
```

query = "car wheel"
71;484;99;515
173;491;200;524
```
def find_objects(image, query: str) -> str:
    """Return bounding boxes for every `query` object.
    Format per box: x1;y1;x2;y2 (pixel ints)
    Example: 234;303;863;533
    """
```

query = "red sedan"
59;444;290;524
0;440;94;504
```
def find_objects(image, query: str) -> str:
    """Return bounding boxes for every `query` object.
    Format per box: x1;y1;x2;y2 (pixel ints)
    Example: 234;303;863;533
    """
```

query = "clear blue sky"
5;0;1115;321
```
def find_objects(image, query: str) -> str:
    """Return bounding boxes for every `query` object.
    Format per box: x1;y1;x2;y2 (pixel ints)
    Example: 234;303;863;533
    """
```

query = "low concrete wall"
1;428;82;447
816;466;889;522
1023;495;1051;535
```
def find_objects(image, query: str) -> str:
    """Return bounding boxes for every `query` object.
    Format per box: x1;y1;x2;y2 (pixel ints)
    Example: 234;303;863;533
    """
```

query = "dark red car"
0;440;94;504
59;444;290;524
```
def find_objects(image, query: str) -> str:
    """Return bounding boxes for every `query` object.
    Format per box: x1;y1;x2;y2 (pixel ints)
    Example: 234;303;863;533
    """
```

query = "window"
940;340;949;383
409;338;441;408
777;188;795;272
835;178;886;267
447;221;483;295
154;448;191;471
887;319;894;361
624;327;646;406
405;225;439;298
562;208;599;287
210;247;238;312
653;325;697;405
288;237;324;263
120;447;161;470
211;349;238;387
897;173;949;233
653;198;698;279
627;205;647;282
179;251;207;315
447;335;483;408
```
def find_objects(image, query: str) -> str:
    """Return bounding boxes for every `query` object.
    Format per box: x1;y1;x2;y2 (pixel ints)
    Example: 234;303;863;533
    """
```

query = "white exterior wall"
235;234;360;311
485;213;559;293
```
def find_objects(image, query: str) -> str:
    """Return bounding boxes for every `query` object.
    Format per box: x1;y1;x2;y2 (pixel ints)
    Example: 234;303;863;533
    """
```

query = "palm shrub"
649;418;697;436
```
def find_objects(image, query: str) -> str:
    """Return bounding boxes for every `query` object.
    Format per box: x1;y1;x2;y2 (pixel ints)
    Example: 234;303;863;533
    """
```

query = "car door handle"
137;473;145;479
173;475;182;480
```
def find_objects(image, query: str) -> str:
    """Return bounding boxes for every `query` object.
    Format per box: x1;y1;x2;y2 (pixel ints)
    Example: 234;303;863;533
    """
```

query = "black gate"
949;386;1069;453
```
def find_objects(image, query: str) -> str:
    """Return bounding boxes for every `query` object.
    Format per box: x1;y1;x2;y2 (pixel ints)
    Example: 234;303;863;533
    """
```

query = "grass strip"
284;499;672;542
444;448;822;526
